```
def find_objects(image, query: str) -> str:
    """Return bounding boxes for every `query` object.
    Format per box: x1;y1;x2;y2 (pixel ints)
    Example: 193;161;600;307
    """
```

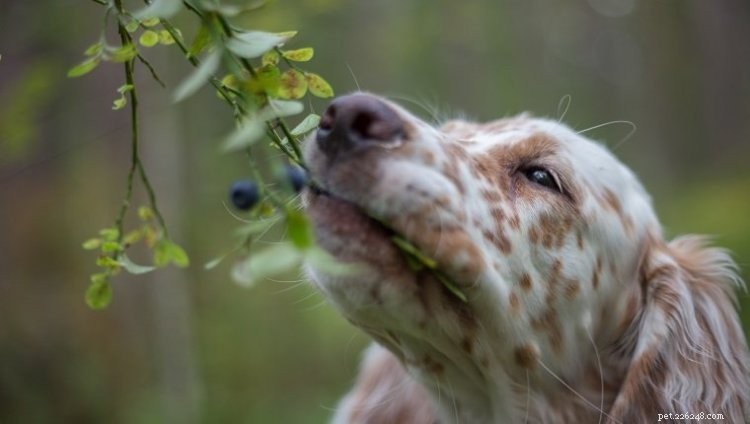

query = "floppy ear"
609;236;750;423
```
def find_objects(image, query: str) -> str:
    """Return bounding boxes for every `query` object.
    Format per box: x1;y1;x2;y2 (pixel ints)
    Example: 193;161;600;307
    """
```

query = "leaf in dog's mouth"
390;235;468;303
312;184;468;303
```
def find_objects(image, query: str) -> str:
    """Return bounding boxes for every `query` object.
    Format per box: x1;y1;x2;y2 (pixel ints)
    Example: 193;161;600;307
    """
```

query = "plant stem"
212;13;304;164
114;0;169;242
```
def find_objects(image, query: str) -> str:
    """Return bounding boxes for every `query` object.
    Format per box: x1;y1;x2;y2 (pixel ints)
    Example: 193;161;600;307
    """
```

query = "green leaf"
267;99;304;118
119;254;157;275
125;19;140;33
101;241;121;253
435;272;468;303
202;0;268;17
154;239;190;268
305;73;334;98
99;227;120;241
246;64;281;96
138;206;154;221
109;44;137;63
282;48;314;62
141;17;160;27
82;238;101;250
96;256;121;270
117;84;134;94
277;69;307;99
221;116;265;152
261;50;279;66
112;95;127;110
139;30;160;47
173;49;221;102
158;29;176;45
304;247;360;276
84;42;103;57
391;236;438;269
188;24;212;58
291;114;320;136
227;31;293;59
133;0;181;19
286;209;313;249
86;277;112;309
231;243;303;287
123;229;143;245
67;57;100;78
204;255;226;270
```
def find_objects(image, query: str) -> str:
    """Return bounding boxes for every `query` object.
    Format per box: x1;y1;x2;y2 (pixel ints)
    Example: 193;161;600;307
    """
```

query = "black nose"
316;93;404;159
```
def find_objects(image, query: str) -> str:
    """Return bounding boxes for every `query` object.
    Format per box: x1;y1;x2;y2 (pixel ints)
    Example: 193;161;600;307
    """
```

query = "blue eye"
523;167;561;192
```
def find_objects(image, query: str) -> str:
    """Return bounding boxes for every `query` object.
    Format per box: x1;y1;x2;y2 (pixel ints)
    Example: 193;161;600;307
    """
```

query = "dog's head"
303;93;748;422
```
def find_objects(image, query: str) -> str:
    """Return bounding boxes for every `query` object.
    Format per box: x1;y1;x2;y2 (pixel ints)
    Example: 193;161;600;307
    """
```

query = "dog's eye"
522;167;561;192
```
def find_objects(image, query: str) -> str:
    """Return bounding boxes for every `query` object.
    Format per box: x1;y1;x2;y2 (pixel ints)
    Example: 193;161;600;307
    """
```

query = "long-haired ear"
609;235;750;423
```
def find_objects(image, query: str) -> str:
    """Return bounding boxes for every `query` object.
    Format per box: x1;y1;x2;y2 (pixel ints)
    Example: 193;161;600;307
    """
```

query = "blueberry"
229;180;259;210
285;165;308;193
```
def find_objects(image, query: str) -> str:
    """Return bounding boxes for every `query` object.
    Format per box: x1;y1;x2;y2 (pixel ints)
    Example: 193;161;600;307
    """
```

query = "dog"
302;92;750;423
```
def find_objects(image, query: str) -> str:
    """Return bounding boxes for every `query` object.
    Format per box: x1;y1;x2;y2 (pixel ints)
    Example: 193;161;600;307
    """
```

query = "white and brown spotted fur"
302;92;750;423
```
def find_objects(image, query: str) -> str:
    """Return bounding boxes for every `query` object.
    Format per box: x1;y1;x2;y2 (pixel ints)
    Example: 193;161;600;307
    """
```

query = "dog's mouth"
305;184;468;303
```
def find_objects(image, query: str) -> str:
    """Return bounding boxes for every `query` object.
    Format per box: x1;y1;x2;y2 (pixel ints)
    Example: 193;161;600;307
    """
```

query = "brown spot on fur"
481;188;503;203
514;344;539;369
518;273;533;292
508;213;520;230
602;188;635;236
531;308;563;354
509;291;520;313
483;229;512;254
529;226;540;245
422;355;445;376
442;157;464;194
490;207;505;224
576;229;584;250
591;265;600;290
461;337;474;354
564;279;580;299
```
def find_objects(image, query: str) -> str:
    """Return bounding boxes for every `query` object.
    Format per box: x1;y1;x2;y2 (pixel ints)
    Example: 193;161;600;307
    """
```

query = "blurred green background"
1;0;749;422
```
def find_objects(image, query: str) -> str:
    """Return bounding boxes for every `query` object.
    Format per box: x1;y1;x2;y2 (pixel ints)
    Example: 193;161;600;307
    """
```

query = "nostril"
351;111;377;140
316;94;405;158
320;105;336;131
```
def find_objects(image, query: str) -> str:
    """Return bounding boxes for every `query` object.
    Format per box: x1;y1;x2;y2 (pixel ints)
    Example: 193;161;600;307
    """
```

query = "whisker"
557;94;572;122
345;62;361;92
537;358;622;424
586;327;605;424
577;120;637;152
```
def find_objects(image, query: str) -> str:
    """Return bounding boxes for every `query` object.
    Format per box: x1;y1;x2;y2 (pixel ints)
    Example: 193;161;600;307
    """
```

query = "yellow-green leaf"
67;57;100;78
261;50;279;66
154;239;190;268
188;24;212;58
139;30;160;47
84;42;103;57
286;209;313;249
112;95;127;110
109;44;137;63
141;17;160;27
305;72;333;98
85;277;112;309
82;238;101;250
278;69;307;99
138;206;154;221
158;29;176;45
282;47;314;62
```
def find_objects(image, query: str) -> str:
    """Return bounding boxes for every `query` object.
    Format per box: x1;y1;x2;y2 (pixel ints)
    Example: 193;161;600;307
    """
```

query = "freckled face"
303;93;659;382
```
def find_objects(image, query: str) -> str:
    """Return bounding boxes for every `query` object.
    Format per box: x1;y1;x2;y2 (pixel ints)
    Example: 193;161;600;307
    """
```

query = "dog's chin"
303;187;409;274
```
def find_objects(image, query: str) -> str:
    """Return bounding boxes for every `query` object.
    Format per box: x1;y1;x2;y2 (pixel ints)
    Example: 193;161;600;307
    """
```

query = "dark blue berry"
285;165;308;193
229;180;259;210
